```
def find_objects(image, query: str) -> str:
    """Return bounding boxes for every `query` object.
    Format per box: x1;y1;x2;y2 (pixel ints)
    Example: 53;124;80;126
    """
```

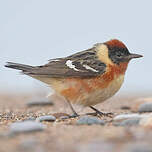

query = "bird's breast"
83;74;125;106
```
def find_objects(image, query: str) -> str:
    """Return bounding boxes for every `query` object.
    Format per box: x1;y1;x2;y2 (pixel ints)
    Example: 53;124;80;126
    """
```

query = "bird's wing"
29;48;106;78
6;48;106;78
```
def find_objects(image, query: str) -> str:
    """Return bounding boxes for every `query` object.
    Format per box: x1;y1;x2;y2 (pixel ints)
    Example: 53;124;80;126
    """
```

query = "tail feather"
5;62;34;72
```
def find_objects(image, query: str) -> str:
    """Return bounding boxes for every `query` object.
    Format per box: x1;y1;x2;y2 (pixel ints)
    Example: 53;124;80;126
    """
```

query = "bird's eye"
115;52;122;58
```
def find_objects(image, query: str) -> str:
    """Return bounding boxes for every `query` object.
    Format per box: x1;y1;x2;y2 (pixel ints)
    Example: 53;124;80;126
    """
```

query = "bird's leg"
89;106;113;117
67;101;79;118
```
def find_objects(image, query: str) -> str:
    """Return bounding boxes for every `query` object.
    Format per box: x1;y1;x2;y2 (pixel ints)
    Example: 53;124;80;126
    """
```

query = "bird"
5;39;142;117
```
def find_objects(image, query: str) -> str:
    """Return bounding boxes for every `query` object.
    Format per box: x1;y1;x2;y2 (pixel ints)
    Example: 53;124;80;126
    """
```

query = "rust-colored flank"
105;39;127;48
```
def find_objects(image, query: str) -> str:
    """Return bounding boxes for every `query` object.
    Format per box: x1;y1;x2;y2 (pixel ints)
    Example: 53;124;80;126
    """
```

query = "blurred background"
0;0;151;95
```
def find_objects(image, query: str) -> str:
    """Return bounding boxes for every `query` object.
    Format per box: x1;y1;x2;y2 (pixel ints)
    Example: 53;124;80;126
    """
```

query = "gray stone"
27;98;54;107
138;103;152;113
10;121;46;134
59;116;69;120
120;106;130;110
77;116;105;125
114;118;140;126
24;117;36;121
114;113;143;121
36;115;56;122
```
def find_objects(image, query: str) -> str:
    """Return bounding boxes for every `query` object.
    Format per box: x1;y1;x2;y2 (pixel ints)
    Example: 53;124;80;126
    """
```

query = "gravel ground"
0;93;152;152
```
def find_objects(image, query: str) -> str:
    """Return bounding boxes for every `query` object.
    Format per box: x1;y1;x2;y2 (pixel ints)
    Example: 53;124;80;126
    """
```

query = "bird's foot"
96;111;113;117
89;106;113;117
86;112;113;117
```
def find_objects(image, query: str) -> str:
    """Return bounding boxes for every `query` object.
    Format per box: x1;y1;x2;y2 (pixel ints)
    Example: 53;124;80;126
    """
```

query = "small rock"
36;115;56;122
27;98;54;107
114;118;140;126
132;97;152;112
120;106;130;110
113;113;150;122
10;121;45;134
138;103;152;113
24;117;36;121
77;116;105;125
59;116;69;120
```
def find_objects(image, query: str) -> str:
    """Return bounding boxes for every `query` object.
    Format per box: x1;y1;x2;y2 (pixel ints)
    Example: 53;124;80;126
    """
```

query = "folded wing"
5;48;106;78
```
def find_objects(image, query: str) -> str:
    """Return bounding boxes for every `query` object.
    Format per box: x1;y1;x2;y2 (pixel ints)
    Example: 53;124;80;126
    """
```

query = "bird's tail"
5;62;34;73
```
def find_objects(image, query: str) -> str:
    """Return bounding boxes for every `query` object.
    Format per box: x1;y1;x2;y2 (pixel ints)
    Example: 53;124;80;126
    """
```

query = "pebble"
113;113;151;121
132;97;152;112
120;106;131;110
138;103;152;113
36;115;56;122
27;98;54;107
77;116;105;125
24;116;36;121
10;121;46;134
114;118;140;126
59;116;69;120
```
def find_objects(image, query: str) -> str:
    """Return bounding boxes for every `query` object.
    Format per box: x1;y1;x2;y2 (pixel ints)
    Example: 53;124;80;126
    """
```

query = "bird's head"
104;39;143;65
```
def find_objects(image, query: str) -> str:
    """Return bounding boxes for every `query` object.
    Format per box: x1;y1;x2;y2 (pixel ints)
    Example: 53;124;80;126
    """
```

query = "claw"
89;106;114;117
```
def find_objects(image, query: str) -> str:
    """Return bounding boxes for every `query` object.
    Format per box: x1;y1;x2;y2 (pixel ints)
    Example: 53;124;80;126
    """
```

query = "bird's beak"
127;53;143;60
